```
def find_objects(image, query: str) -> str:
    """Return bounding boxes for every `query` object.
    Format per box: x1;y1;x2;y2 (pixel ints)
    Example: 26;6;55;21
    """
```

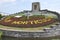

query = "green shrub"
0;14;3;19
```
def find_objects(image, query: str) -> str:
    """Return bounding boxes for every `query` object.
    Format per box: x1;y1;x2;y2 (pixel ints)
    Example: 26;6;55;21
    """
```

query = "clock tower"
32;2;40;12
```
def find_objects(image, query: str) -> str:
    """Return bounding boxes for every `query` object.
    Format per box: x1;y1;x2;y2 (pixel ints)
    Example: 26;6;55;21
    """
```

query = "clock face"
0;12;59;28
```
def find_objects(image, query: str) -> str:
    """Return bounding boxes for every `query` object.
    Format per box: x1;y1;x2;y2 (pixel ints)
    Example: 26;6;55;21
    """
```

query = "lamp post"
27;12;30;19
25;12;31;19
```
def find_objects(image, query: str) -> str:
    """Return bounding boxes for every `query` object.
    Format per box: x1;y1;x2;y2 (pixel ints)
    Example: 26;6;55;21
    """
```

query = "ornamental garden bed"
0;15;58;28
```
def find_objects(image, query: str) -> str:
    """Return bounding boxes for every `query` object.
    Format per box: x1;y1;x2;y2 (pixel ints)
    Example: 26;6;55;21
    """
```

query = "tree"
0;14;3;19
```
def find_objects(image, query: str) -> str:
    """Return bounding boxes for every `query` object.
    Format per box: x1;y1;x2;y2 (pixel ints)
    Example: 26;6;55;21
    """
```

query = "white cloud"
19;0;36;3
0;0;16;3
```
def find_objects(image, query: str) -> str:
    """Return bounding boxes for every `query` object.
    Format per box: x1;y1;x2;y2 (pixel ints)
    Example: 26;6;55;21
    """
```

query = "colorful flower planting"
0;15;57;28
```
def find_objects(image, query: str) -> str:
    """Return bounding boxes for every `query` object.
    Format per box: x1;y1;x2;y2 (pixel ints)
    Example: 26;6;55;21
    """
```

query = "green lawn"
12;13;24;16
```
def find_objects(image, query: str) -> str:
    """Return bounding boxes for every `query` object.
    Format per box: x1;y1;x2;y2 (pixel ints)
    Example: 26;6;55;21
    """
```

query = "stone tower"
32;2;40;12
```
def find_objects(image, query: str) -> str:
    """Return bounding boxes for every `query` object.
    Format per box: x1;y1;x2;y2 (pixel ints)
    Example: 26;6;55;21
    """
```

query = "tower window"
34;5;37;10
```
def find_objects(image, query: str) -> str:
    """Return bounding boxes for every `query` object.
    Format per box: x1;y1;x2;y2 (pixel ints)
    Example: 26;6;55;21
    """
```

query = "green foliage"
0;14;3;19
0;31;3;40
32;15;45;18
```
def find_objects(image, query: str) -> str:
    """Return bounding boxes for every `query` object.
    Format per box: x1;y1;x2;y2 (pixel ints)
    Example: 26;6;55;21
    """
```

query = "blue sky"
0;0;60;14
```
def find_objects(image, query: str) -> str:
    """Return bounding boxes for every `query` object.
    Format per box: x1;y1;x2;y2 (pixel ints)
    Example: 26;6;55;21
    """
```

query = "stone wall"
0;23;60;38
0;30;56;38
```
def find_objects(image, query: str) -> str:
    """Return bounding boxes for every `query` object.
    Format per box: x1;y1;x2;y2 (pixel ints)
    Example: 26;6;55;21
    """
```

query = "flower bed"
0;16;57;28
